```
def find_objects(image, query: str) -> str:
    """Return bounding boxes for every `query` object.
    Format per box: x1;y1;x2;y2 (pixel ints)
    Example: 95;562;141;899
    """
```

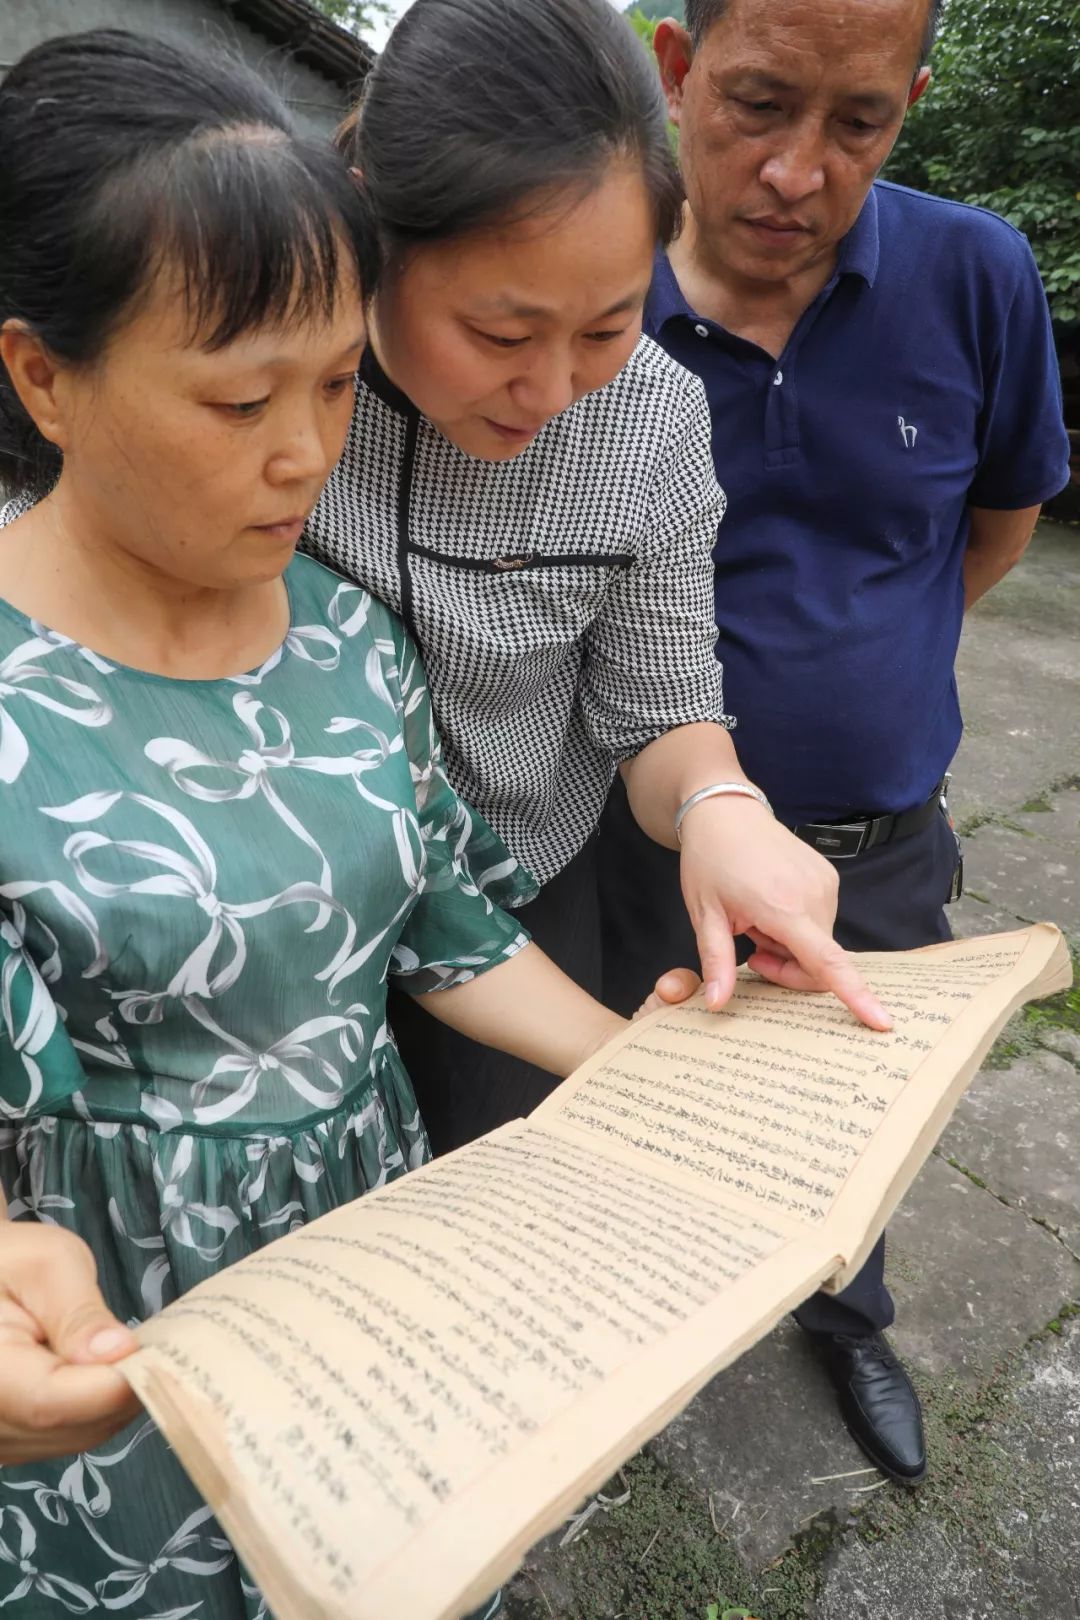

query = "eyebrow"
721;70;796;96
720;70;898;115
469;294;646;322
256;333;367;369
840;92;898;116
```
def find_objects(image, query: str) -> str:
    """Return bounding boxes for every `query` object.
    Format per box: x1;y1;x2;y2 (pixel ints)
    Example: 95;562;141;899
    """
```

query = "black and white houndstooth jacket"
304;337;731;887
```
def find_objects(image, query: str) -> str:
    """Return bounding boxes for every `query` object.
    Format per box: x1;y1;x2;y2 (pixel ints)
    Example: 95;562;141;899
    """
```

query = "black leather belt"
793;779;947;860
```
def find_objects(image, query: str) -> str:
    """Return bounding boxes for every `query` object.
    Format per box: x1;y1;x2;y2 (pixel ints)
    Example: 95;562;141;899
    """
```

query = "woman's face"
47;257;365;591
372;159;657;461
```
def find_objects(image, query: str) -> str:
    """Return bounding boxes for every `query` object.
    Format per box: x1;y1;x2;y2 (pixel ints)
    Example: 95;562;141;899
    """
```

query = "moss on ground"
853;1360;1044;1559
1032;1301;1080;1341
855;1301;1080;1565
956;812;1035;838
511;1453;837;1620
1019;941;1080;1042
957;773;1079;854
944;1154;990;1192
983;937;1080;1070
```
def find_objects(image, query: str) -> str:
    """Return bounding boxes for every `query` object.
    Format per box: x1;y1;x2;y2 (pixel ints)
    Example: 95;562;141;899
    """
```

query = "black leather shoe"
814;1332;927;1484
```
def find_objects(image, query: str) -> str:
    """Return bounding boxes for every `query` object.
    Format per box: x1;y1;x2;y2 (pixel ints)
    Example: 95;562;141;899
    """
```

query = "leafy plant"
304;0;393;37
887;0;1080;326
628;0;687;20
627;7;659;48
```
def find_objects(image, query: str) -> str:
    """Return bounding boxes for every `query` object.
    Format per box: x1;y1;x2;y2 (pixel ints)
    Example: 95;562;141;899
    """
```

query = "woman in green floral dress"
0;32;691;1619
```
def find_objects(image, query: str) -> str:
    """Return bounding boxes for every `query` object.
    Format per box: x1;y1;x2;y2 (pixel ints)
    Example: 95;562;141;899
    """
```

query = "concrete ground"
502;518;1080;1620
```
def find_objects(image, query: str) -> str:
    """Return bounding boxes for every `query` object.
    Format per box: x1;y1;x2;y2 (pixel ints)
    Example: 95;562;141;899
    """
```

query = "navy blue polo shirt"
648;180;1071;823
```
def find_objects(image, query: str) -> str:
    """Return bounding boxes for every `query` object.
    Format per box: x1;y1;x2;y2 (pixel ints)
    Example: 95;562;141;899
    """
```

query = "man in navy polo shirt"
599;0;1071;1484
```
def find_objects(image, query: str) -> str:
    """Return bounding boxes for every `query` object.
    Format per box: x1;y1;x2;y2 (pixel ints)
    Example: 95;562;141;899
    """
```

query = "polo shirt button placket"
764;356;799;469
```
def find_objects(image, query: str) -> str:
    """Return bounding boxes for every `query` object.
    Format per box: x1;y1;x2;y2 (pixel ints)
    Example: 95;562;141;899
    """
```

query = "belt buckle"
800;820;870;859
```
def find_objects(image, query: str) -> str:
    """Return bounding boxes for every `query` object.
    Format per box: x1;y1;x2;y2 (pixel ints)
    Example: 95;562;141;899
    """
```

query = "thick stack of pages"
123;924;1072;1620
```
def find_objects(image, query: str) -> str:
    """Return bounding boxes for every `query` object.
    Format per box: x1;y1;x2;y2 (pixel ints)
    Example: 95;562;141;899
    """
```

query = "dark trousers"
388;835;601;1157
596;776;961;1338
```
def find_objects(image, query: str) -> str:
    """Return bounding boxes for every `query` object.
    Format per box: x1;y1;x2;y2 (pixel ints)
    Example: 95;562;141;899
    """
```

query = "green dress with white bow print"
0;554;534;1618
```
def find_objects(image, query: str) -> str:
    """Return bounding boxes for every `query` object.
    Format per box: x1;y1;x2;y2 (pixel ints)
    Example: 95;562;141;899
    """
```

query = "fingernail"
87;1327;131;1358
705;981;722;1006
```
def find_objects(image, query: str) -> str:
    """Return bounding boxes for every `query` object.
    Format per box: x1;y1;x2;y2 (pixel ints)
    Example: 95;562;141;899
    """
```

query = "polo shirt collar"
645;247;694;337
838;184;880;286
646;183;881;336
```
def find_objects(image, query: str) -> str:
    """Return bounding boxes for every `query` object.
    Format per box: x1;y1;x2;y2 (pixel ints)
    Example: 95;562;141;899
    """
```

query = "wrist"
675;781;773;844
574;1014;629;1072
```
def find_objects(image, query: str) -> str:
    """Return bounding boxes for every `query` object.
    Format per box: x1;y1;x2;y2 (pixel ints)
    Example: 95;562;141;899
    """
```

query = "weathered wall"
0;0;355;135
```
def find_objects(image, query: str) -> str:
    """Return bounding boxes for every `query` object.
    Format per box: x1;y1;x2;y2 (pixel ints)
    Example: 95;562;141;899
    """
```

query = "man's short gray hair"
684;0;945;67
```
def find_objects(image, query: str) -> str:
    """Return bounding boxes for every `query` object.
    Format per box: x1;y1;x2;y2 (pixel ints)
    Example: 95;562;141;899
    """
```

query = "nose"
759;120;827;205
509;346;576;424
265;408;337;487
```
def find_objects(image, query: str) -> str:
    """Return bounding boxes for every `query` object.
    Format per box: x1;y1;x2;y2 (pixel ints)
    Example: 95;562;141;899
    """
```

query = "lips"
485;419;544;442
744;216;811;234
252;516;307;542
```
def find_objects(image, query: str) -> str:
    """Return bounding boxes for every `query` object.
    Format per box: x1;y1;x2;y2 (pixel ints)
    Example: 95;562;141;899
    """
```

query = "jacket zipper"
395;418;635;635
395;408;422;642
405;540;635;574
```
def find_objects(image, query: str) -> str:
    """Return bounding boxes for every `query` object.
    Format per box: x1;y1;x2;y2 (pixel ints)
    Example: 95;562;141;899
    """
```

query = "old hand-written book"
122;925;1072;1620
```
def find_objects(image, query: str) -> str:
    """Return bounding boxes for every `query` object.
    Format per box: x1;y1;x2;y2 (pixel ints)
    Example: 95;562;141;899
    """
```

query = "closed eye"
474;329;530;349
584;328;630;344
215;397;269;418
736;97;782;114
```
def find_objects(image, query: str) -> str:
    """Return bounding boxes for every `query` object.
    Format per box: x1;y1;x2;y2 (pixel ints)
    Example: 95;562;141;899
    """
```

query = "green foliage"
626;7;659;49
628;0;687;20
887;0;1080;326
304;0;393;37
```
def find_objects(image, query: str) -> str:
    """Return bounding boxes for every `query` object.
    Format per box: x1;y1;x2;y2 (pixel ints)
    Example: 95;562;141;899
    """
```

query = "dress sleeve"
968;234;1072;510
579;372;735;763
1;915;87;1120
387;627;537;996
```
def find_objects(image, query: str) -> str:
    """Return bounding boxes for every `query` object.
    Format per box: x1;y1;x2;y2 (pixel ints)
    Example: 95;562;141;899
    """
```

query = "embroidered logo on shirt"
898;416;919;449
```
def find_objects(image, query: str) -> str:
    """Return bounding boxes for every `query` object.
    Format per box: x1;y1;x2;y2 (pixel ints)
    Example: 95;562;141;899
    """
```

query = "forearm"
620;721;752;851
414;943;626;1079
964;504;1040;610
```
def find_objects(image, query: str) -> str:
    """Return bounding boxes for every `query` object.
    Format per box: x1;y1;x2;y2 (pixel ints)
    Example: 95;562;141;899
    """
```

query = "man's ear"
654;21;694;126
907;65;932;109
0;322;68;456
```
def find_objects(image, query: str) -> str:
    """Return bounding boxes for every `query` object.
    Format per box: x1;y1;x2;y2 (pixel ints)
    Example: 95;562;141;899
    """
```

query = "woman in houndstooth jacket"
320;0;890;1155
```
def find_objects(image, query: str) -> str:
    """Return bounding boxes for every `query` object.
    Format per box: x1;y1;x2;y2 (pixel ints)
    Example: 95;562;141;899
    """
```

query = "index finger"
751;921;892;1031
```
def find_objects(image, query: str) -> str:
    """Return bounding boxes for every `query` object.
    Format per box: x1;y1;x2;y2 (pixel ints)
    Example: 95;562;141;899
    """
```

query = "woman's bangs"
153;135;366;350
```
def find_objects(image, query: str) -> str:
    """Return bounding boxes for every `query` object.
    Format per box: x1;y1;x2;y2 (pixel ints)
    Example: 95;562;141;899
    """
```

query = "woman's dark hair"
0;29;379;500
339;0;683;265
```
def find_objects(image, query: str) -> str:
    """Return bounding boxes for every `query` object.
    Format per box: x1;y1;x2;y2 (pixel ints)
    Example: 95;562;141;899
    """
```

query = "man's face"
658;0;931;284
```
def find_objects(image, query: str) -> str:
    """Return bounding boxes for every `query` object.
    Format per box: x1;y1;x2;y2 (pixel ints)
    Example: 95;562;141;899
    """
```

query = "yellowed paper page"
126;1123;828;1620
534;923;1070;1285
820;924;1071;1284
